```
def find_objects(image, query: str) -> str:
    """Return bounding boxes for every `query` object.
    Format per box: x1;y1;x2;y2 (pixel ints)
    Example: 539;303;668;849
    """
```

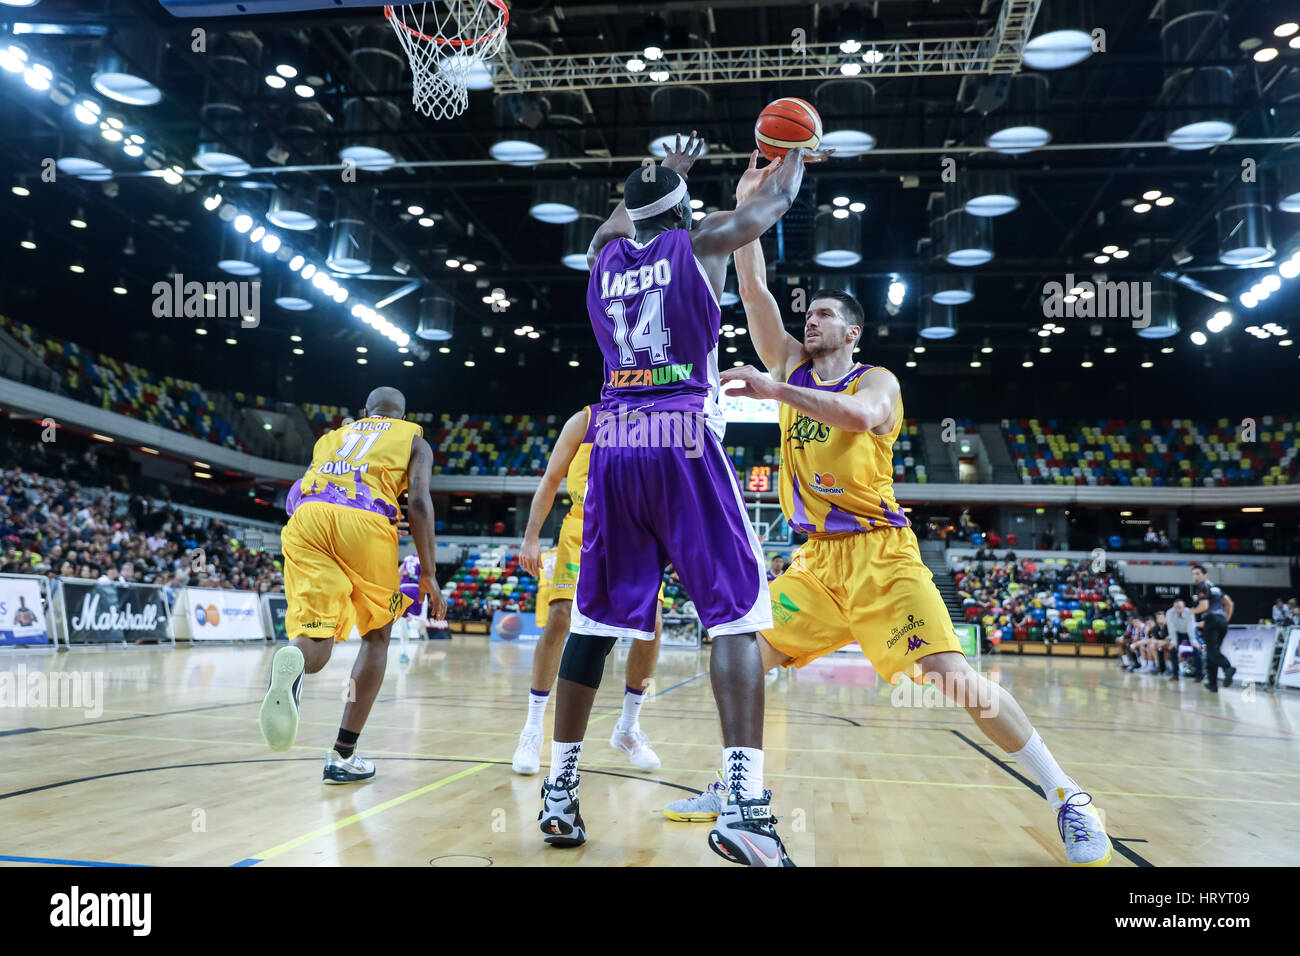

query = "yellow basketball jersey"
293;416;424;522
563;405;596;520
778;361;909;535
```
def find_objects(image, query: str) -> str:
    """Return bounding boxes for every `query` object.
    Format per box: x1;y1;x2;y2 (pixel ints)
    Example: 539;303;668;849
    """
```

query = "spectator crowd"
1;465;283;599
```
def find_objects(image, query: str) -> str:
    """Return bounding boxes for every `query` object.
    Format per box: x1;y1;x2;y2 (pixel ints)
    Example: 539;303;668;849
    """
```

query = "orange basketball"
755;97;823;161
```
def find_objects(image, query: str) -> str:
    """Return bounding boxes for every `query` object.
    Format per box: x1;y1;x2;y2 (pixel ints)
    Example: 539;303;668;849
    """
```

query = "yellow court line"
250;763;492;863
33;729;1300;807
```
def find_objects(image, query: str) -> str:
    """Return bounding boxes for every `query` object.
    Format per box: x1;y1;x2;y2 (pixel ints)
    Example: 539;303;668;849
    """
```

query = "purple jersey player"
398;553;425;619
538;133;822;867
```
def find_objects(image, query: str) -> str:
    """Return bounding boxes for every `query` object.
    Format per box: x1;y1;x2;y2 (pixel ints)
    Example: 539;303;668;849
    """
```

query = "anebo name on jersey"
599;258;673;299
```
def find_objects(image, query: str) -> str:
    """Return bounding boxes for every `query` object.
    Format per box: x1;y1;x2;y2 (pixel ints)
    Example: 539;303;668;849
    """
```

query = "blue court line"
231;858;263;867
0;854;152;867
652;672;707;698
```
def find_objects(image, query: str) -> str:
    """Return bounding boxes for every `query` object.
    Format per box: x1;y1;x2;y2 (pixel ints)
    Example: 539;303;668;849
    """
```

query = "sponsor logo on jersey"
315;459;370;476
810;471;845;495
607;363;694;388
887;613;926;649
786;414;831;449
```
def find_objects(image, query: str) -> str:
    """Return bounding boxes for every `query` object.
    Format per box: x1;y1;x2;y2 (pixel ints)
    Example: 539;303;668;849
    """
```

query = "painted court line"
0;853;151;867
244;762;493;865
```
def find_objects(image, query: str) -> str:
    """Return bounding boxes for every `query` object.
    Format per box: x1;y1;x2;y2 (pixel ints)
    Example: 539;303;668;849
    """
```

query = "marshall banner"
0;574;50;646
182;587;264;642
60;580;170;645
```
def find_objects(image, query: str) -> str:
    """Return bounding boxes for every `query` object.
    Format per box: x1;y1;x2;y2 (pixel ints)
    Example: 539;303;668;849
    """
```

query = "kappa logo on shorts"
887;613;926;649
771;592;800;625
388;591;403;614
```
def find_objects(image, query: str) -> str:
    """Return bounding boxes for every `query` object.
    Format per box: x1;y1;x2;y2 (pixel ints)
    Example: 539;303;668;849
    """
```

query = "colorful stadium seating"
1002;417;1300;487
2;314;245;451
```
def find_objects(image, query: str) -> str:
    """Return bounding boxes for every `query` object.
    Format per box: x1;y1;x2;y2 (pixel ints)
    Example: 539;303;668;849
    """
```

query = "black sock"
334;728;360;759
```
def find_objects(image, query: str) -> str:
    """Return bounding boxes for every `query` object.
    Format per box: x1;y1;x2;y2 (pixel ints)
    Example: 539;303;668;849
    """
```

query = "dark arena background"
0;0;1298;905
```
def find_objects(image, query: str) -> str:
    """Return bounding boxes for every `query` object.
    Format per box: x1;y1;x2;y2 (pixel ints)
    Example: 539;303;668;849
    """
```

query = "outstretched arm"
587;132;707;268
406;436;446;620
691;147;814;267
732;152;807;382
721;365;900;435
519;409;588;576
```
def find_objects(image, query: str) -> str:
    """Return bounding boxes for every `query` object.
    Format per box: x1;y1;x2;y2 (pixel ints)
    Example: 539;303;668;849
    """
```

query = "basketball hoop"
384;0;510;120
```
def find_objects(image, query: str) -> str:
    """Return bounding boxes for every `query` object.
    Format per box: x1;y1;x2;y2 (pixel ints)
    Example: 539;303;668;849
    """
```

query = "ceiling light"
19;231;35;250
0;43;28;74
276;63;298;78
1263;274;1282;292
1254;47;1279;63
1093;254;1110;264
1155;196;1174;207
445;258;460;268
1133;202;1152;214
225;337;237;345
1190;331;1207;346
462;263;477;273
293;83;314;98
905;359;917;367
1080;358;1093;368
1103;345;1117;354
1112;249;1129;259
265;74;286;89
300;263;317;280
1102;244;1118;254
1040;345;1052;353
69;261;84;273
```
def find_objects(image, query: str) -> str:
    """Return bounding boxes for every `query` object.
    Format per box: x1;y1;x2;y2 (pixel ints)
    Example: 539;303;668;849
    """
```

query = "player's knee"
557;634;616;689
550;600;572;632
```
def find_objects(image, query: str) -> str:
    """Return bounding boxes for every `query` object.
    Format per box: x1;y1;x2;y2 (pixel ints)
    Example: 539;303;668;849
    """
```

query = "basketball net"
385;0;509;120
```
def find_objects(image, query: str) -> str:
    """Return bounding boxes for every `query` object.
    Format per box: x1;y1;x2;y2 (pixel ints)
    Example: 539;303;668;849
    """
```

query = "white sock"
398;620;410;655
722;746;764;801
1009;730;1076;803
549;740;582;784
525;689;549;733
614;685;645;733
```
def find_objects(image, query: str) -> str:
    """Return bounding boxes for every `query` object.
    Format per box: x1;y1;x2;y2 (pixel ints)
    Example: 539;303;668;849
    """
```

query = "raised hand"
660;130;707;178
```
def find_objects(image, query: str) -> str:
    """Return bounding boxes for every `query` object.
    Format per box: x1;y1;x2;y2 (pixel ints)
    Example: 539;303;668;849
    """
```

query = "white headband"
627;179;687;221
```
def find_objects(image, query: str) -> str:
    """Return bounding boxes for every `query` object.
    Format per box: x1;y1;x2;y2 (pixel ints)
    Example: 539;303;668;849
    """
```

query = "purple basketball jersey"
587;230;724;438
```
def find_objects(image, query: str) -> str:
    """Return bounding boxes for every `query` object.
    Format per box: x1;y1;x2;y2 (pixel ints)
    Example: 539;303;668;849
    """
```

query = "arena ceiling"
0;0;1298;420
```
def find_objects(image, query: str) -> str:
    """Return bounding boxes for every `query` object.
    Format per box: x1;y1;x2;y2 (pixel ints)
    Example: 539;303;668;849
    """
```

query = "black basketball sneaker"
708;791;796;867
538;776;586;847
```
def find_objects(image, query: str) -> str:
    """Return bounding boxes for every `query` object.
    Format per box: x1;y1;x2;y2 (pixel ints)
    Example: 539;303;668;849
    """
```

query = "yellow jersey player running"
668;154;1112;867
516;404;665;775
259;386;446;783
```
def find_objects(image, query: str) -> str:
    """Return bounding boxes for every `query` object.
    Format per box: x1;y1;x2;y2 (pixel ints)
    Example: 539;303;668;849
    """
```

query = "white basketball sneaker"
664;770;726;822
258;645;304;752
512;729;543;775
323;750;376;785
1053;786;1112;866
708;790;796;867
610;725;661;770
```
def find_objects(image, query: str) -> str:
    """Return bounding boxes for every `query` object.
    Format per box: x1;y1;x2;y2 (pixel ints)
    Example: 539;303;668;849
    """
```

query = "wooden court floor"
1;639;1298;867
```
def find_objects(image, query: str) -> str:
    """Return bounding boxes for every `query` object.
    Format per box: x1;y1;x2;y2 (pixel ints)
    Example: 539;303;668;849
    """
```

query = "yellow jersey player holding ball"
260;386;446;783
669;154;1111;867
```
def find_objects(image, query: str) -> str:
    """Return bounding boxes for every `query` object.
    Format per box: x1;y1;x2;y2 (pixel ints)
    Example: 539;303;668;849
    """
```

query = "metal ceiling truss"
492;0;1044;93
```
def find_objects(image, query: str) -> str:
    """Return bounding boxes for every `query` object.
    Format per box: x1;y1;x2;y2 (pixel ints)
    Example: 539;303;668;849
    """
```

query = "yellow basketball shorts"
762;526;963;683
282;501;411;642
535;512;664;629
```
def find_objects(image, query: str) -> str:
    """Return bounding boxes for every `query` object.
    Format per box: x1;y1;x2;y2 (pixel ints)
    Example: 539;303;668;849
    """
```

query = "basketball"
754;97;823;161
496;612;523;640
